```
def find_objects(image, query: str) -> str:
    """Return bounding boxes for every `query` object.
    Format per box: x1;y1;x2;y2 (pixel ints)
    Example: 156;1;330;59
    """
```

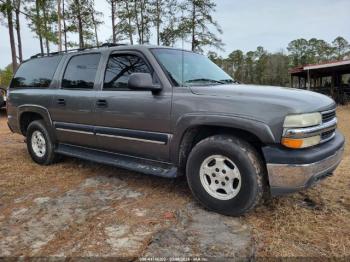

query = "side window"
104;54;151;90
11;56;61;89
62;54;101;89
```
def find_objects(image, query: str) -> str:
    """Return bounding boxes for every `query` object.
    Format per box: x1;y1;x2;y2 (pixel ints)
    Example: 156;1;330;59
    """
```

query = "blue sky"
1;0;349;69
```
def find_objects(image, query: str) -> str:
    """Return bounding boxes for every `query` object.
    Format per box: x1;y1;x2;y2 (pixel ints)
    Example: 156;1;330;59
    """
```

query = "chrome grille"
322;109;336;123
321;109;336;143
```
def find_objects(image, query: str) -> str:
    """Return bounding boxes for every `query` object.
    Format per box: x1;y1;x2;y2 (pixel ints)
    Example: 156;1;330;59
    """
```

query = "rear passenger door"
50;53;102;148
94;51;172;161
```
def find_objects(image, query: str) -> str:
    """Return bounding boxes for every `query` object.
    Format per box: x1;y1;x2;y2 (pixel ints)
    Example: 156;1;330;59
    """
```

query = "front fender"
170;113;276;164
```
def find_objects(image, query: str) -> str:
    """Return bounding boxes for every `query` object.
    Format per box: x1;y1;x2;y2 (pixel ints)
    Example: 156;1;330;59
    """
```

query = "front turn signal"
281;135;321;149
281;138;303;149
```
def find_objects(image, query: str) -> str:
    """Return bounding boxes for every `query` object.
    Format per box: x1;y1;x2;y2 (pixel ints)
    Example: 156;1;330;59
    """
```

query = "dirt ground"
0;106;349;258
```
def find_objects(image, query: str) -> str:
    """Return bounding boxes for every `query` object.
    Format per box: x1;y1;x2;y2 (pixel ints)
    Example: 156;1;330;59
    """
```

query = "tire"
186;135;266;216
26;120;58;165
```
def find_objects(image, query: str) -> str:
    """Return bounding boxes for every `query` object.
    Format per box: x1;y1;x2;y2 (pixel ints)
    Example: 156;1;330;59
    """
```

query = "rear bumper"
263;131;345;196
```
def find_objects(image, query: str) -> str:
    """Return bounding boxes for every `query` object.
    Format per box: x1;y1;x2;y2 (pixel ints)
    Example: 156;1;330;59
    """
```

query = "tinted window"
11;56;61;88
62;54;101;89
104;54;151;90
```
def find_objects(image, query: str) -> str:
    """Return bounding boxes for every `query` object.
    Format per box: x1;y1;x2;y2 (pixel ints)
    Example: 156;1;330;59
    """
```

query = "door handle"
96;99;108;108
57;98;66;106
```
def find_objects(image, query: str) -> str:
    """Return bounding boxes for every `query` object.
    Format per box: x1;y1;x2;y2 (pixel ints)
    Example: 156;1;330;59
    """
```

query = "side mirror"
128;73;162;92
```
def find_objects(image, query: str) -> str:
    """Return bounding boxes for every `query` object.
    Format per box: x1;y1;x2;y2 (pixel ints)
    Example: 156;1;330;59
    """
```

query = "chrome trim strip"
283;117;337;138
96;133;167;145
56;128;94;135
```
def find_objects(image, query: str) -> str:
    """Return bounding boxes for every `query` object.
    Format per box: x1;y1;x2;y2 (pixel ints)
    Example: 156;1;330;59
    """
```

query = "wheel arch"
171;114;276;170
17;105;54;138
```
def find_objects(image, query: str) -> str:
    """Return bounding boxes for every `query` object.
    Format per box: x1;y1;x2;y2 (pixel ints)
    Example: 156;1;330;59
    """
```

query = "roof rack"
30;43;128;59
100;43;127;47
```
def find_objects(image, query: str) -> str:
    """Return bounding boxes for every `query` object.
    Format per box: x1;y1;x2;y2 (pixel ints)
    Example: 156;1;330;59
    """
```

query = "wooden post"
307;70;311;90
331;73;335;99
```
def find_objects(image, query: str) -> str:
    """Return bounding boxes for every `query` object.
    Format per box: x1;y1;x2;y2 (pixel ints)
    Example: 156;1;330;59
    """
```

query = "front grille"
322;109;336;123
320;109;336;143
321;129;335;140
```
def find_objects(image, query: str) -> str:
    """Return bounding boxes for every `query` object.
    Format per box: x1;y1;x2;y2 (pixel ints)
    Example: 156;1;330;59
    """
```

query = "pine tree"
134;0;151;44
180;0;223;52
57;0;62;51
66;0;103;48
332;36;349;60
158;0;182;46
25;0;57;55
0;0;18;71
106;0;117;43
13;0;23;62
116;0;136;44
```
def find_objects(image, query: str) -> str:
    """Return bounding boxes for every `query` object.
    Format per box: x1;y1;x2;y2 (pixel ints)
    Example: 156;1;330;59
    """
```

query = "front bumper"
263;131;345;196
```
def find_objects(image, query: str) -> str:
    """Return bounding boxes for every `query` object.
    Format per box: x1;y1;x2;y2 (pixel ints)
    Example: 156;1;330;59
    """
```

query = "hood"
189;84;335;114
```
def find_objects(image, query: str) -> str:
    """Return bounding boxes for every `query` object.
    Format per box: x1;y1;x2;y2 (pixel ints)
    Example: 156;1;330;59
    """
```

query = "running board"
55;144;178;178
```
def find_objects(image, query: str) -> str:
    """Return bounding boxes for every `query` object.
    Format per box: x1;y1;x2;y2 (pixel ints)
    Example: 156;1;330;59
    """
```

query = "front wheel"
186;135;266;216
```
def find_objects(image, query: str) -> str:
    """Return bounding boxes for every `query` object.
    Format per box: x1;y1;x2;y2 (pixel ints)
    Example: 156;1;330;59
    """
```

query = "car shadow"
0;108;7;118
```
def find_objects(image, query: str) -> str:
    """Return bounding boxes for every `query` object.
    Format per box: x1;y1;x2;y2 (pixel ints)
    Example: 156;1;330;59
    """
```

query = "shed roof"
289;59;350;76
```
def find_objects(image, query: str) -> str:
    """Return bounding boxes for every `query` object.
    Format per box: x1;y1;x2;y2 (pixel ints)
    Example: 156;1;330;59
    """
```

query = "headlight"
282;112;322;149
283;112;322;128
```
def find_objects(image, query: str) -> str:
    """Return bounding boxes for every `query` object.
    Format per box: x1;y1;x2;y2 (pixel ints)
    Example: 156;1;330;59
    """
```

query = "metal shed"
289;59;350;104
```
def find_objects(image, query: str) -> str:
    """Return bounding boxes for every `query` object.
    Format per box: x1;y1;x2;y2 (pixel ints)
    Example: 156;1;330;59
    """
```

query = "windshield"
151;48;235;86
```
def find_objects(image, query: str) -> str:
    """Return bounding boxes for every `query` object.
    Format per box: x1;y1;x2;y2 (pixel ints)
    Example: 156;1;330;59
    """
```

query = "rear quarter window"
11;56;62;89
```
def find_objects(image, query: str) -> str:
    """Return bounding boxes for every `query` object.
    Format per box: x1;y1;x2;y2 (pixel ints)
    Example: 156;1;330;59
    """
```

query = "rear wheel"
186;135;265;216
26;120;58;165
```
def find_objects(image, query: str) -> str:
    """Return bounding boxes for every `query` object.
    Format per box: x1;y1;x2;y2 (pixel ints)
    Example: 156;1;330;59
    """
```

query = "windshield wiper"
185;78;225;84
220;79;239;84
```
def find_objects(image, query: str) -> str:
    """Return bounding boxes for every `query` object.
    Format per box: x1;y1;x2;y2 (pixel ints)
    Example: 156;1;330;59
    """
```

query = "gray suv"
7;45;345;216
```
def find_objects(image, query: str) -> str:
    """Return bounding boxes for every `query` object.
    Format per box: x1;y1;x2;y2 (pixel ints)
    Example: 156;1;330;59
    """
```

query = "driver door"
93;51;172;161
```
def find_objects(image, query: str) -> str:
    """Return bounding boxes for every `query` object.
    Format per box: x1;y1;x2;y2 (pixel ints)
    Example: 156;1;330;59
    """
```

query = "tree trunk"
156;0;160;46
134;1;141;44
35;0;44;55
125;1;133;45
15;0;23;62
6;0;18;71
91;11;99;46
57;0;62;51
111;0;116;43
191;1;196;51
42;6;50;54
75;0;84;48
62;0;67;51
140;0;144;44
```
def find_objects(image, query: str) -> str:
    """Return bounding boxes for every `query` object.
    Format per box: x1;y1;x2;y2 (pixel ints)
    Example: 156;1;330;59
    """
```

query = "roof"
29;43;185;60
289;59;350;76
304;59;350;70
